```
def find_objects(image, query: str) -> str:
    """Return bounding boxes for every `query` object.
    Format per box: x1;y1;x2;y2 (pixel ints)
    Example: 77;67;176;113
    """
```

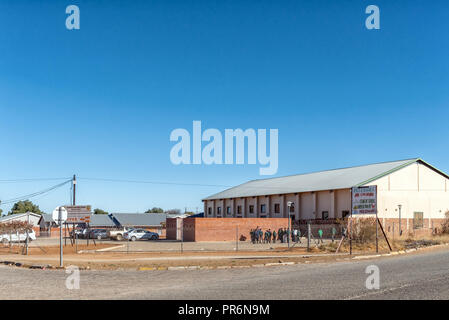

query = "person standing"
272;229;277;243
331;227;336;243
318;228;324;244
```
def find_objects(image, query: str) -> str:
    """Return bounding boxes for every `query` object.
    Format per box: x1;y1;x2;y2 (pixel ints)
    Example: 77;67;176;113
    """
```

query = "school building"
202;158;449;236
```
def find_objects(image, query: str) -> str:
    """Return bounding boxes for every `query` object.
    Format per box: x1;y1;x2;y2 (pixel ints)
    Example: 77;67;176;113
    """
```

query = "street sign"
351;185;377;215
64;205;91;223
52;206;68;224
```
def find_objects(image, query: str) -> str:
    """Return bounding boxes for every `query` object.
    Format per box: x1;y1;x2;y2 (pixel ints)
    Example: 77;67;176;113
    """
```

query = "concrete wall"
371;163;449;226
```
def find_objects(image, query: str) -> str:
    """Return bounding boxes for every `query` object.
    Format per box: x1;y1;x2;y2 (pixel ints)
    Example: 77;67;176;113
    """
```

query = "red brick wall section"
166;218;178;240
181;218;289;242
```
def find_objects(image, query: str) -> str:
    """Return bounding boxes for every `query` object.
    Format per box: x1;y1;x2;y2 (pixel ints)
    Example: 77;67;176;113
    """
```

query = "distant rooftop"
40;213;167;227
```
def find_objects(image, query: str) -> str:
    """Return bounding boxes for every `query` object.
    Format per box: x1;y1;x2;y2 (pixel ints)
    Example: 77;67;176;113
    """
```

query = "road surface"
1;247;449;299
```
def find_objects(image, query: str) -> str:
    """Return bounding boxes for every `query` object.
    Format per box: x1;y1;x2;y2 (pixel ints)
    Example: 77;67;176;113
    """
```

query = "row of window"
208;203;292;216
208;205;350;219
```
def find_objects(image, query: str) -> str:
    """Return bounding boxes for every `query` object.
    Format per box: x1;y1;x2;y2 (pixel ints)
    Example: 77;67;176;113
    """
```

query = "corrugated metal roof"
91;213;167;227
40;213;166;227
203;158;421;200
0;212;42;222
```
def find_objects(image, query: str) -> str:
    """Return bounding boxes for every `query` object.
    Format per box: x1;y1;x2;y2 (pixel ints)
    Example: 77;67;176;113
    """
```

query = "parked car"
108;227;134;241
88;229;109;240
70;228;89;239
0;230;36;244
123;229;159;241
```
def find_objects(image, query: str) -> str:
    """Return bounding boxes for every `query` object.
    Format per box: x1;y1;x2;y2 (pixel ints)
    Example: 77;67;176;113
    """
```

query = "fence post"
393;222;395;242
236;226;238;252
307;222;311;252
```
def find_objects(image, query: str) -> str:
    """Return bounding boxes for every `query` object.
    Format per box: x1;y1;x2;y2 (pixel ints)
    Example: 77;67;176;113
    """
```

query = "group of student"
250;227;302;244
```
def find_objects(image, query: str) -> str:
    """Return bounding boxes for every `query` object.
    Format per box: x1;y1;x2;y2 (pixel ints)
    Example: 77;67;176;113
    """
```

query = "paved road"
2;248;449;299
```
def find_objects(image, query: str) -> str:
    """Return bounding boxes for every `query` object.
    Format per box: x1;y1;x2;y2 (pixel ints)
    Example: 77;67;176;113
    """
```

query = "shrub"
337;217;377;243
0;221;33;234
438;211;449;234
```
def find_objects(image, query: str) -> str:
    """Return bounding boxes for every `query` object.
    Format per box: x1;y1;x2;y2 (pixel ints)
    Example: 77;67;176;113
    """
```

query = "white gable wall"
370;162;449;221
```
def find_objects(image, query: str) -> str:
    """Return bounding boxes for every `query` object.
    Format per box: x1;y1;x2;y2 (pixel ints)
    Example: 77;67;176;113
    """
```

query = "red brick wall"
166;218;179;240
172;218;289;242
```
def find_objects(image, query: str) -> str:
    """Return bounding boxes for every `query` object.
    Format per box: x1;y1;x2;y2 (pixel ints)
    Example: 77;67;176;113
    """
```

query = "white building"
203;158;449;230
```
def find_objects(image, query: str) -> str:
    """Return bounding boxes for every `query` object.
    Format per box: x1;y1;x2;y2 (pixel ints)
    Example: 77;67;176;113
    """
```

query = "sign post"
52;206;68;267
351;185;378;253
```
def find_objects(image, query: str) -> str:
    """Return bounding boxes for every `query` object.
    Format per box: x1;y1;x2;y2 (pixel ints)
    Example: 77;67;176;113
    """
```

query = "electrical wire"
78;177;233;188
0;177;71;183
0;179;72;205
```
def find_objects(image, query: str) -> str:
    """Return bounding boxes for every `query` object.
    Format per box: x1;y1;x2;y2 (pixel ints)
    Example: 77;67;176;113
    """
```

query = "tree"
145;207;164;213
0;208;3;216
166;209;181;215
93;208;108;215
8;200;43;215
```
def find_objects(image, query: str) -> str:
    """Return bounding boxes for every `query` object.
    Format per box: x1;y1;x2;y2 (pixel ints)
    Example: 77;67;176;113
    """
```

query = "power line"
78;177;233;188
0;179;72;206
0;177;71;183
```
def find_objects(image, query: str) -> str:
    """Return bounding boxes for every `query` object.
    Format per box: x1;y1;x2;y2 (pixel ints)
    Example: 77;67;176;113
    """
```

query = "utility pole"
287;202;292;248
72;175;76;206
25;212;29;255
59;207;63;267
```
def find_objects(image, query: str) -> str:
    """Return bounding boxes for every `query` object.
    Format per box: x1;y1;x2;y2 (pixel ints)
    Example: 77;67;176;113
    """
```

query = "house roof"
0;212;43;223
90;213;167;227
40;213;167;227
203;158;449;200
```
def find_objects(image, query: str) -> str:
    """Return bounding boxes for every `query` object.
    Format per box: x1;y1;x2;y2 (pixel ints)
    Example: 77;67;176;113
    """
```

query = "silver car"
123;229;159;241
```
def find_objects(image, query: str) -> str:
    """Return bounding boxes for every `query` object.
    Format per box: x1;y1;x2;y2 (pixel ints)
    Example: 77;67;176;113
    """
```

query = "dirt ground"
2;234;448;270
0;242;347;270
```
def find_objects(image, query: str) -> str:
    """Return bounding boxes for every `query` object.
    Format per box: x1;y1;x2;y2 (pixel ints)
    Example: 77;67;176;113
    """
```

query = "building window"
217;207;222;215
249;205;254;214
342;211;350;218
322;211;329;220
208;207;212;215
413;212;424;229
227;206;231;214
274;203;280;213
260;204;266;213
237;206;242;214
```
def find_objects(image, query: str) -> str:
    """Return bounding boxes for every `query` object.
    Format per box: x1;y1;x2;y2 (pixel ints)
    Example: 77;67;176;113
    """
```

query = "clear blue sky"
0;0;448;214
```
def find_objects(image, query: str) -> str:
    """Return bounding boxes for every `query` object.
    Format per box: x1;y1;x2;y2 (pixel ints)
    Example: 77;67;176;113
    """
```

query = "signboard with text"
64;205;92;223
351;186;377;215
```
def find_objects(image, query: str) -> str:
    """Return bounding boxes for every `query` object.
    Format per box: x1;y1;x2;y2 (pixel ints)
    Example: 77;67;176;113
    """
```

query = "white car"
0;230;36;244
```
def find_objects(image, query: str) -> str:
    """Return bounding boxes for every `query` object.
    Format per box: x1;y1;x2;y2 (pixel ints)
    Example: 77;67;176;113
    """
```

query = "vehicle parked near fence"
0;230;36;244
108;227;134;241
70;228;89;239
88;229;109;240
123;229;159;241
